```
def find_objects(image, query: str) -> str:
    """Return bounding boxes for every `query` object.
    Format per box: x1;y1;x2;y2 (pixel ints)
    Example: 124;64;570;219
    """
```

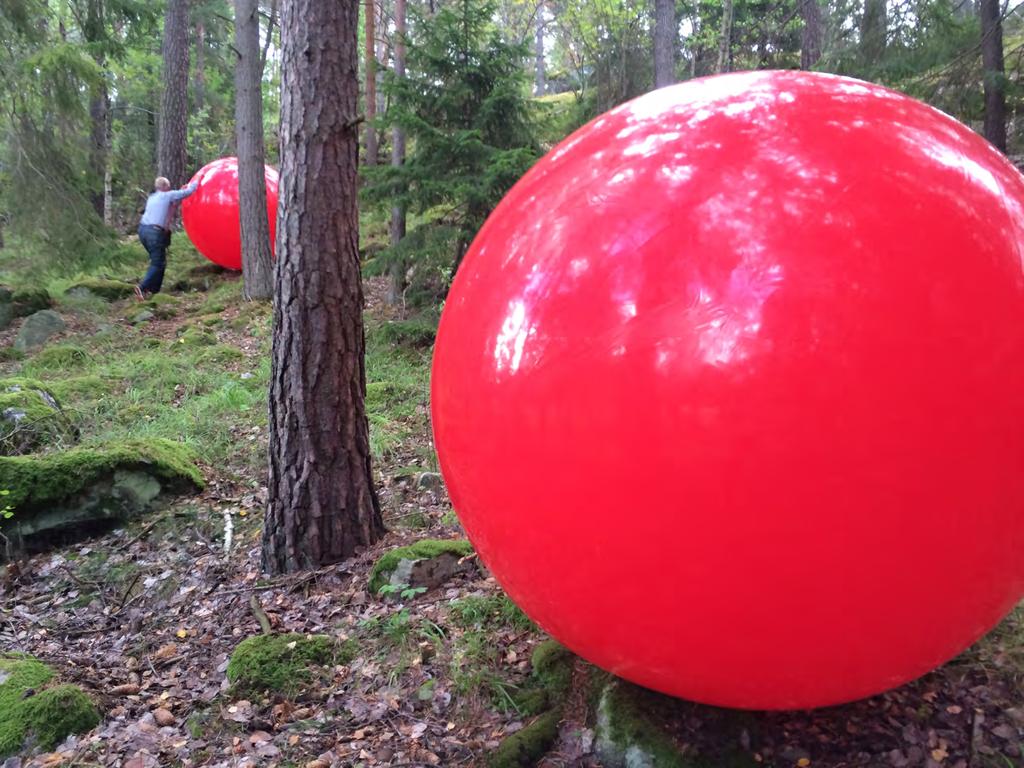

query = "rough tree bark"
365;0;378;166
235;0;274;299
717;0;733;73
980;0;1007;152
263;0;384;575
534;3;546;96
159;0;190;187
387;0;408;305
654;0;675;88
800;0;822;69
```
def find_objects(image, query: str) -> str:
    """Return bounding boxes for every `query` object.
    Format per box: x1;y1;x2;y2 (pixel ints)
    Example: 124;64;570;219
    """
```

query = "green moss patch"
369;538;475;594
226;634;355;696
0;378;76;455
0;438;202;511
0;655;99;757
65;279;135;302
487;710;561;768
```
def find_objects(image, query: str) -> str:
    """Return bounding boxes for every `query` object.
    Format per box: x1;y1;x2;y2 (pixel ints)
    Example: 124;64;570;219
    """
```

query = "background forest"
0;0;1021;297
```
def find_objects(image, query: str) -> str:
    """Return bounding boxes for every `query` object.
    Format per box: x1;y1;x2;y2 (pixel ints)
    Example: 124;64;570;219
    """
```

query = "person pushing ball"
135;175;198;300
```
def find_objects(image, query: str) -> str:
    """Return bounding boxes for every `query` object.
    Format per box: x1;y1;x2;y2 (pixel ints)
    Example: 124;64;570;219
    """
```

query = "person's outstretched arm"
166;180;199;201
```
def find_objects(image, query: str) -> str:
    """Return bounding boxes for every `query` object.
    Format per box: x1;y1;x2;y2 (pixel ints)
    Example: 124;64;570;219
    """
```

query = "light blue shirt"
140;182;198;230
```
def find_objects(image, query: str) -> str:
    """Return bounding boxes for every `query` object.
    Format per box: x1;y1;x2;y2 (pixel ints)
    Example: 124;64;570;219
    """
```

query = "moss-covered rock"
226;634;355;696
10;288;51;318
0;439;203;548
0;378;77;455
594;680;690;768
0;655;99;757
369;538;475;595
487;710;561;768
65;279;135;302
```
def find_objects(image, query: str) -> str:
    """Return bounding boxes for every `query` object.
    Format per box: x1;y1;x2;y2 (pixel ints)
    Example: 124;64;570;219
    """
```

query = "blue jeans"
138;225;171;294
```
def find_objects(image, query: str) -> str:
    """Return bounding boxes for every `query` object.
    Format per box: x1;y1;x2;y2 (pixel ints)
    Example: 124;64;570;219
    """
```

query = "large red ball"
431;71;1024;709
181;157;279;271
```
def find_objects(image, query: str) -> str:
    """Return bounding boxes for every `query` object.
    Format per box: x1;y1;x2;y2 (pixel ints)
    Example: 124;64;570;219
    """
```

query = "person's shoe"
134;285;145;302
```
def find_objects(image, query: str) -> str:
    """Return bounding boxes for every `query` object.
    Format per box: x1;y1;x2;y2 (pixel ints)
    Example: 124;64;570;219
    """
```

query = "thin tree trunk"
264;0;384;575
235;0;274;299
159;0;190;188
654;0;675;88
195;20;206;112
534;3;546;96
88;83;109;220
860;0;886;64
980;0;1007;152
800;0;823;69
260;0;279;76
365;0;378;166
717;0;733;74
387;0;408;305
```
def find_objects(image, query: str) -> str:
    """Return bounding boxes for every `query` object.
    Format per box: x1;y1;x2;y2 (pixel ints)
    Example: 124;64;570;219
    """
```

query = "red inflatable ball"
431;71;1024;710
181;157;279;271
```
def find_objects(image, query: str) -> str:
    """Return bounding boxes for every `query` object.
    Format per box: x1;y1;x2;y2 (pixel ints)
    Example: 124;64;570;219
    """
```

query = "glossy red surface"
181;157;279;271
431;71;1024;709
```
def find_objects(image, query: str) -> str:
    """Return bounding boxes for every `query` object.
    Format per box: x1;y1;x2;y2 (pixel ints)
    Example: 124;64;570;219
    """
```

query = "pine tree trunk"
263;0;384;575
159;0;190;187
654;0;675;88
534;6;546;96
388;0;408;305
717;0;733;73
195;20;206;113
980;0;1007;152
235;0;274;300
800;0;822;69
365;0;378;166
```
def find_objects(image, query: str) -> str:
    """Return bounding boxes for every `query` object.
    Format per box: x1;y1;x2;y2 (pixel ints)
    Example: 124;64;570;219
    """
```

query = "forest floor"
0;243;1022;768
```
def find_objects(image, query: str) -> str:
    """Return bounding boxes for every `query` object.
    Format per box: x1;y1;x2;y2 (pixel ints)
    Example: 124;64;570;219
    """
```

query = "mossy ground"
226;634;356;697
368;538;475;594
65;279;136;301
0;655;99;757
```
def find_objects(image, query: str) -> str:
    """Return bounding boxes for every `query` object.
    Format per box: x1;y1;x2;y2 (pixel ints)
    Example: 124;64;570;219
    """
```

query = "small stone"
14;310;65;352
416;472;444;492
153;707;175;727
130;310;155;325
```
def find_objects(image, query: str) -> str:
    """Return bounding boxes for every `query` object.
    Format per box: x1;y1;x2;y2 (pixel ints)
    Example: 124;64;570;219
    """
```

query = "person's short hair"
154;177;171;191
